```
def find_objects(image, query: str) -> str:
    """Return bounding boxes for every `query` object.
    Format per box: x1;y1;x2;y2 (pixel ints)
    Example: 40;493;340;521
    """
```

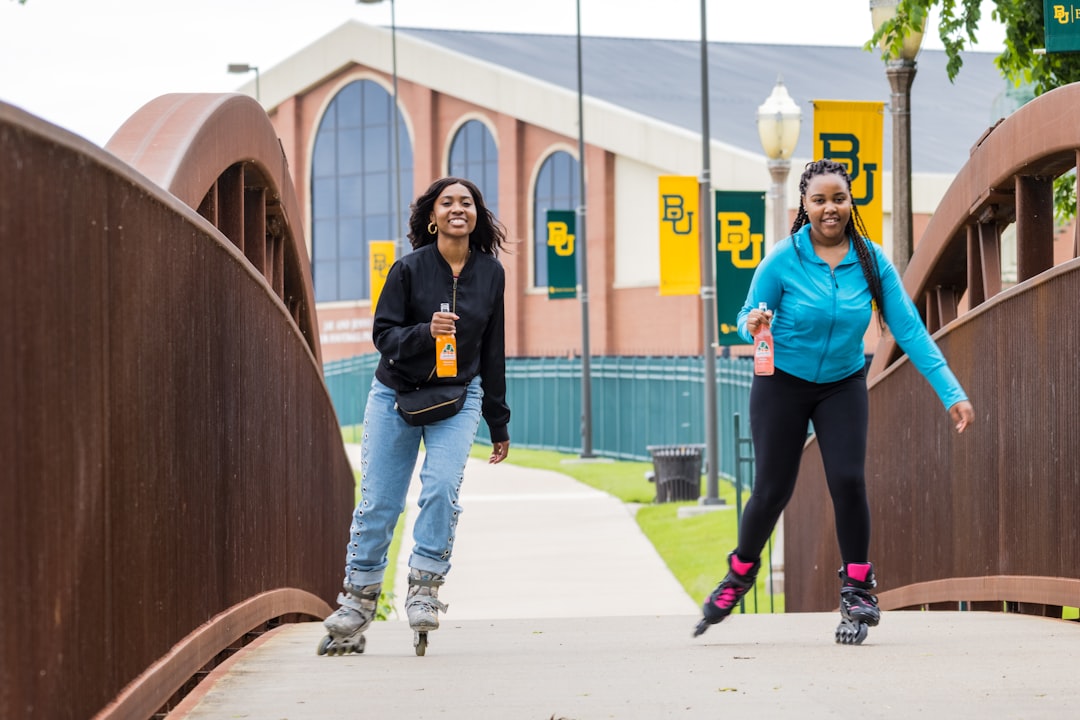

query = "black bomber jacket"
372;242;511;442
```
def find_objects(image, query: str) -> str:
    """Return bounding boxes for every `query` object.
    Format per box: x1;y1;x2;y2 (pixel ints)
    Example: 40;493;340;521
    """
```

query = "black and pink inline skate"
693;551;760;637
835;562;880;645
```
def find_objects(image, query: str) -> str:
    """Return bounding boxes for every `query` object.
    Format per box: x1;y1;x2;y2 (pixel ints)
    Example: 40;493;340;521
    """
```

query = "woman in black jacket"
318;177;511;657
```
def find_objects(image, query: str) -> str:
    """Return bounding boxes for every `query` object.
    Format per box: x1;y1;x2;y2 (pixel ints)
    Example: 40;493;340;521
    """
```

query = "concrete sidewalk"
169;450;1080;719
373;449;699;620
172;611;1080;719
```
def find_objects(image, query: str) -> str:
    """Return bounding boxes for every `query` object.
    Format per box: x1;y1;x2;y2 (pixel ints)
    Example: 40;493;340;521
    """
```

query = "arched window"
311;80;412;303
448;120;499;216
532;151;580;288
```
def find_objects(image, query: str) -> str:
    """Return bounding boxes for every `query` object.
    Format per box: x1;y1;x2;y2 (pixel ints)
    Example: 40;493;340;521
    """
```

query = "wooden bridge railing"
0;95;354;720
783;83;1080;616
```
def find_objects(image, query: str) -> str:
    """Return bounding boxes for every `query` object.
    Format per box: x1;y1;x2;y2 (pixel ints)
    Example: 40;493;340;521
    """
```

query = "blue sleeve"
877;247;968;410
737;242;786;343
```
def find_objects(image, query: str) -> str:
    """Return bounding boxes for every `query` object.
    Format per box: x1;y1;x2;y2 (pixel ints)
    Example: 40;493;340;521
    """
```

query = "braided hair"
790;159;885;330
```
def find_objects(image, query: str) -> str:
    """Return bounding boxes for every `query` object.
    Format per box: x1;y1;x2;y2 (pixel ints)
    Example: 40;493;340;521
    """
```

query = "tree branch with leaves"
868;0;1078;221
868;0;1080;92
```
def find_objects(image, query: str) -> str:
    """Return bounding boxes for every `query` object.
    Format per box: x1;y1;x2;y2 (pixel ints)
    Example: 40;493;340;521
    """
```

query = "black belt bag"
394;383;468;426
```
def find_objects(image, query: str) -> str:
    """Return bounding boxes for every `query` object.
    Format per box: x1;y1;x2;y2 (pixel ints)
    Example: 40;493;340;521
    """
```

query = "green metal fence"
323;354;754;480
323;353;380;428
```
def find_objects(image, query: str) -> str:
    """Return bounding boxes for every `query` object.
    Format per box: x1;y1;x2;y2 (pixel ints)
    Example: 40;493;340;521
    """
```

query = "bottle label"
439;342;456;361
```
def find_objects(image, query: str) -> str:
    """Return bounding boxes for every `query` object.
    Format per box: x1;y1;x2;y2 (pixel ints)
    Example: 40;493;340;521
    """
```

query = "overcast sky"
0;0;1007;147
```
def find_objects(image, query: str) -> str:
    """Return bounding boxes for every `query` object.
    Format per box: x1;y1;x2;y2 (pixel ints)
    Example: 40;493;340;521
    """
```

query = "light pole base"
677;502;731;519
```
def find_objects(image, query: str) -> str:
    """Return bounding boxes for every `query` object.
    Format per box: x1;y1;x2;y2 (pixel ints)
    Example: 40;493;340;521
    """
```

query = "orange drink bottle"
753;302;774;376
435;302;458;378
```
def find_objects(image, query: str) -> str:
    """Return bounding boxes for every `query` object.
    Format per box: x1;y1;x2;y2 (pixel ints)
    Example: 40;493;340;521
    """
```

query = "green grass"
469;445;656;503
472;443;784;613
636;501;783;613
341;424;363;444
380;514;404;620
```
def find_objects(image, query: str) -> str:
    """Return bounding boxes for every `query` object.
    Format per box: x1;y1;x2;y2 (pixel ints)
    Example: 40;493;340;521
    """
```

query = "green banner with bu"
1044;1;1080;52
714;190;766;346
546;209;577;299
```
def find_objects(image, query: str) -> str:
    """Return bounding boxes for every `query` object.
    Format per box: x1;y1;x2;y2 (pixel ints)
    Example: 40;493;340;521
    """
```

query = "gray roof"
402;28;1011;175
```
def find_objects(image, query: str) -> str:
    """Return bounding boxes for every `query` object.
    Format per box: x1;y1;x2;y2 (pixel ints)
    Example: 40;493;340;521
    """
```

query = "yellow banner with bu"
812;100;884;244
369;240;396;315
657;175;700;295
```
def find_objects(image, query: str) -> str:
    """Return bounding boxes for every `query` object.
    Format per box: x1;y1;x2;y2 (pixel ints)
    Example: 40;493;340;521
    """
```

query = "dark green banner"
1044;1;1080;53
545;209;577;299
714;191;766;346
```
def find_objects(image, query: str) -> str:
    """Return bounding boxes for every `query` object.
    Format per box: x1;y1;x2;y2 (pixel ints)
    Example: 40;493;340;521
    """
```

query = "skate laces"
710;554;757;610
407;570;448;610
713;587;740;609
409;595;449;613
324;603;372;637
711;580;749;610
841;585;878;608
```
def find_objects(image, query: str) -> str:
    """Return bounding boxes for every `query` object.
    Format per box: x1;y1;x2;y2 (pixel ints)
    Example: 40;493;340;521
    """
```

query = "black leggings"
736;367;870;565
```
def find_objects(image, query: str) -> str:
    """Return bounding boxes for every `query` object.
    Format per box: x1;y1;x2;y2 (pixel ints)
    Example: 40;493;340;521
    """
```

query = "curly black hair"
791;159;885;328
406;176;508;256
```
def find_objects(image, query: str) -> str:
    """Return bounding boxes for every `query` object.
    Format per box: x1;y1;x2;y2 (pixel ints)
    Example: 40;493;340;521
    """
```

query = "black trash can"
646;444;704;503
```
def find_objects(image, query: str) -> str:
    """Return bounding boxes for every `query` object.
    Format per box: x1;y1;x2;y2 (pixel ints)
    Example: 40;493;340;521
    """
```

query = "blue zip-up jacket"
736;225;968;410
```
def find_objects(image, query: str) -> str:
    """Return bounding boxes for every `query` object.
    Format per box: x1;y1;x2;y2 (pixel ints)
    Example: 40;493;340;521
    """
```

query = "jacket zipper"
814;267;840;381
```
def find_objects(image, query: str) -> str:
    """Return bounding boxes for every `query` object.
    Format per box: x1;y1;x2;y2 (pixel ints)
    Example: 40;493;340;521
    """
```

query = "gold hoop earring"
427;221;438;235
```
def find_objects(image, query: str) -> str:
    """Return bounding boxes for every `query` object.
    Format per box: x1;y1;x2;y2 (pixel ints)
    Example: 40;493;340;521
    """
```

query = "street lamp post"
754;77;800;592
756;77;802;248
226;63;260;103
698;0;721;505
870;0;925;277
358;0;404;261
575;0;594;458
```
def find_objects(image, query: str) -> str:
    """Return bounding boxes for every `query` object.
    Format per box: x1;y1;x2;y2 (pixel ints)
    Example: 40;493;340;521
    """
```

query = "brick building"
245;21;1016;362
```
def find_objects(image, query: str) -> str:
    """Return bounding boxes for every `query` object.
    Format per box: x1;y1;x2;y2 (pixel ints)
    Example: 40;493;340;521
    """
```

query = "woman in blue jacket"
694;159;975;644
319;177;511;657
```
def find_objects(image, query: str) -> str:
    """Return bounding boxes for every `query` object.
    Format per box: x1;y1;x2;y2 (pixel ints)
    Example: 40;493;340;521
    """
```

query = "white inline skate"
316;582;381;656
405;568;448;656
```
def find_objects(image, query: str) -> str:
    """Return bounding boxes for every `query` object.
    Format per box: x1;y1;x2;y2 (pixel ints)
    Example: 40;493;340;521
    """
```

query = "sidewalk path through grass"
341;445;698;619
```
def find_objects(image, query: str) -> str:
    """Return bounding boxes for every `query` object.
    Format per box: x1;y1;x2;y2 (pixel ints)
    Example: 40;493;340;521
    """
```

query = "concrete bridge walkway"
169;454;1079;719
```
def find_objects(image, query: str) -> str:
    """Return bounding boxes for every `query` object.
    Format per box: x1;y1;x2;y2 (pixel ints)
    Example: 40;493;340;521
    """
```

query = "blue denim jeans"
342;375;482;588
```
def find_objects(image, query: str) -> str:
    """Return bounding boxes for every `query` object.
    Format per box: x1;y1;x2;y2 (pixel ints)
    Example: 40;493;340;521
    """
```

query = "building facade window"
448;119;498;217
311;79;412;303
532;150;580;288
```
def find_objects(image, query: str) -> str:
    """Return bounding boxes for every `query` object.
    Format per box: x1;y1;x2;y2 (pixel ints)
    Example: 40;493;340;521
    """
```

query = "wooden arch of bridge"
1;94;354;720
785;83;1080;616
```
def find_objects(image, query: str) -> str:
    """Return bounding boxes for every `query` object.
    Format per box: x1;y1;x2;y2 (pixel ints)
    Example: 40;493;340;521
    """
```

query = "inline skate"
835;562;879;645
693;551;760;637
406;568;449;656
316;581;382;656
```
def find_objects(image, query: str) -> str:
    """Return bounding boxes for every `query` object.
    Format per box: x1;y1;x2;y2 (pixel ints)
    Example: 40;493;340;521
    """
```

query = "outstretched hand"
489;441;509;464
949;401;975;434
